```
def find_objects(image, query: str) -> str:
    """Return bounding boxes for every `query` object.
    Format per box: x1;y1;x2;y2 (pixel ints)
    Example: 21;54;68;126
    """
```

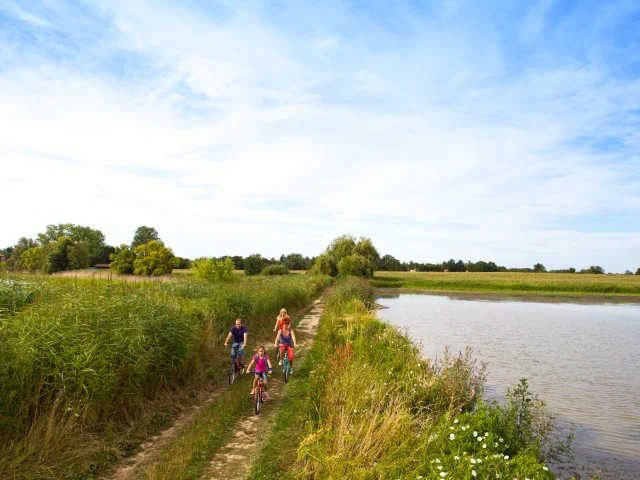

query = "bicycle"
226;344;245;385
250;371;271;414
282;348;293;383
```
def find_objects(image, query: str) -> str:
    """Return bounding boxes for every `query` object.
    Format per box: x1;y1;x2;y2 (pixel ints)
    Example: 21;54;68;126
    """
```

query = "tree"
10;237;39;268
443;259;465;272
67;243;91;270
231;256;245;270
309;253;336;276
378;255;404;271
533;263;547;273
581;265;605;274
192;257;235;282
20;247;45;272
261;264;290;276
327;235;357;262
244;254;266;276
282;253;307;271
37;224;106;265
312;235;379;277
133;240;178;276
131;226;162;249
353;237;380;265
636;268;640;275
109;245;136;274
338;253;375;278
42;238;74;274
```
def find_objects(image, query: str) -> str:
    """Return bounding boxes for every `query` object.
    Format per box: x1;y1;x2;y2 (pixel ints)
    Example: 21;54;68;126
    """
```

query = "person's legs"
237;343;246;367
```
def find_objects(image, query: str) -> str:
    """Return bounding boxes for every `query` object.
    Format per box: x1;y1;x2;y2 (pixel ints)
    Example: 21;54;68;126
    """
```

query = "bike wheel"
283;360;289;383
229;359;236;385
254;388;261;414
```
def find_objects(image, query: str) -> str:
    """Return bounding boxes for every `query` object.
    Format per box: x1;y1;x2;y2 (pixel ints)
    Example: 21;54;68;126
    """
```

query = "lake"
376;292;640;479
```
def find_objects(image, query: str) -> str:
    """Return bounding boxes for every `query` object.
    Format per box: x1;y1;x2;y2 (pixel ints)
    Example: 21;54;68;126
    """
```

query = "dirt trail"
200;298;324;480
107;388;225;480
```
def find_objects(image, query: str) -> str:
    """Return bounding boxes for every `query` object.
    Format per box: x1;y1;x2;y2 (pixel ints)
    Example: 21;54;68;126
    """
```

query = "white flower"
496;474;500;478
410;371;413;374
478;459;482;464
353;409;358;413
66;407;72;411
454;456;459;461
450;433;455;440
485;432;489;437
437;466;443;470
483;444;487;448
473;431;478;437
74;413;79;417
461;426;467;431
472;471;477;477
454;419;459;424
418;363;421;367
499;437;504;443
470;458;476;464
477;437;483;441
439;473;446;478
504;455;509;460
543;466;548;471
435;458;441;463
494;442;498;447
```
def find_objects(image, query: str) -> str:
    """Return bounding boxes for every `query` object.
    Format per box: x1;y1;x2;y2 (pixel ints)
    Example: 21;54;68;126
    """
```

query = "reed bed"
295;279;561;479
372;271;640;295
0;274;331;479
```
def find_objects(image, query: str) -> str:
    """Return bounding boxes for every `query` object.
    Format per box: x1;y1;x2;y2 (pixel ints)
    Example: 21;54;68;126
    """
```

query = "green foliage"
327;234;357;262
42;237;73;274
9;237;38;269
533;263;547;273
581;265;605;274
244;253;266;276
466;260;500;272
37;224;106;265
67;243;91;270
192;257;235;282
378;254;406;271
0;279;40;316
337;253;375;278
309;253;336;276
131;226;161;249
176;257;192;269
636;268;640;275
443;258;466;272
282;253;309;270
109;244;135;274
133;240;179;276
20;247;44;272
260;264;289;276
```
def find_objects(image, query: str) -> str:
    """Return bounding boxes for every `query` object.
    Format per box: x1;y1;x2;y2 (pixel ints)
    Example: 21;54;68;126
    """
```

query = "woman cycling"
274;317;297;374
246;345;273;398
273;308;290;332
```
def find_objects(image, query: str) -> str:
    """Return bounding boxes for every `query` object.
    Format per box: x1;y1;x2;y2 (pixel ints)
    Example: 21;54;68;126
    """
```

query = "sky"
1;0;639;272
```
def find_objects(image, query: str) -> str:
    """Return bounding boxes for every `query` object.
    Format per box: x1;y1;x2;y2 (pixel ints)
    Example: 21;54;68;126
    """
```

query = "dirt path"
200;297;324;480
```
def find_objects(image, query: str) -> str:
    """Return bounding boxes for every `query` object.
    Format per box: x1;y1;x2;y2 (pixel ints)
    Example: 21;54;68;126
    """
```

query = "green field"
371;271;640;296
0;273;331;479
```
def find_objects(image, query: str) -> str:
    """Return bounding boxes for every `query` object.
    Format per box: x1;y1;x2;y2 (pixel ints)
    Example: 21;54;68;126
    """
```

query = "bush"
192;257;235;282
109;244;135;274
261;264;289;276
337;253;375;278
244;254;266;276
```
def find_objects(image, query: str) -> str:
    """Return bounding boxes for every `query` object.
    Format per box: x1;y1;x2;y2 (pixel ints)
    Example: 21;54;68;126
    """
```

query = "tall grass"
0;274;331;479
295;279;562;479
0;277;41;316
373;271;640;295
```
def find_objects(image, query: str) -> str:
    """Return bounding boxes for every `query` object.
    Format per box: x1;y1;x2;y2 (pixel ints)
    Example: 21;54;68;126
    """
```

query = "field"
0;273;331;479
371;271;640;296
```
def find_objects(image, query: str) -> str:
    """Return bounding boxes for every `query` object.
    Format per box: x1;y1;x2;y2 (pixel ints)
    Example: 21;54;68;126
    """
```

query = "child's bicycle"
250;371;271;415
226;344;244;385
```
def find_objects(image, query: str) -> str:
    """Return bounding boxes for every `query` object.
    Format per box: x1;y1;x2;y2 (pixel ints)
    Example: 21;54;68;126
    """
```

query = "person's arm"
246;358;255;373
267;358;273;372
242;330;247;349
291;329;298;348
273;317;280;331
224;332;232;347
274;330;281;347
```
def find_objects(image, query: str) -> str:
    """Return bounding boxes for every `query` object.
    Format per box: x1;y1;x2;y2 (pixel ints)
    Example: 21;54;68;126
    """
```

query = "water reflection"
376;293;640;480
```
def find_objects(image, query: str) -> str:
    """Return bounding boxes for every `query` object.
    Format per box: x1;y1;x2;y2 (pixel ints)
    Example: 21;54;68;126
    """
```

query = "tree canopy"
131;226;162;249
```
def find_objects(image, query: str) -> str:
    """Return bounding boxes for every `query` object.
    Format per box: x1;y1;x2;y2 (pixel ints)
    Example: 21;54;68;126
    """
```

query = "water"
376;292;640;479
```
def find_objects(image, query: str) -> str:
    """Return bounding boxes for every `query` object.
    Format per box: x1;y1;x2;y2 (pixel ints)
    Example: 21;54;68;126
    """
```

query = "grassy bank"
254;279;567;479
0;274;331;479
372;271;640;296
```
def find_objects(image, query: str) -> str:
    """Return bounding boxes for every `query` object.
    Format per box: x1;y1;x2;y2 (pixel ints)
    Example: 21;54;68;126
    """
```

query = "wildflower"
454;419;459;423
483;444;487;448
454;456;459;461
461;426;467;431
496;475;500;478
504;455;509;460
494;442;498;447
485;432;489;437
543;467;548;471
499;438;503;443
450;426;455;430
74;413;79;417
450;433;455;440
416;476;422;479
440;473;447;477
435;458;440;463
472;471;477;477
473;431;478;437
410;371;413;374
437;466;443;470
418;363;421;367
470;458;476;464
478;459;482;463
477;437;483;441
353;409;358;413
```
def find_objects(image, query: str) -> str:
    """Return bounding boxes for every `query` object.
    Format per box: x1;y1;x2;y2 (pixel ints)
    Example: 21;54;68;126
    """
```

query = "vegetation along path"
103;296;324;480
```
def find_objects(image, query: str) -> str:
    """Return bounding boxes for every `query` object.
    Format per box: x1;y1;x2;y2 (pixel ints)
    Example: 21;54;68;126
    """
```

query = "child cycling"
223;318;248;368
273;308;290;332
246;345;273;398
274;317;297;374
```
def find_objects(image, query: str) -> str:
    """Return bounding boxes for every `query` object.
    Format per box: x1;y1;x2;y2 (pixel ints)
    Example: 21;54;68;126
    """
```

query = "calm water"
376;293;640;480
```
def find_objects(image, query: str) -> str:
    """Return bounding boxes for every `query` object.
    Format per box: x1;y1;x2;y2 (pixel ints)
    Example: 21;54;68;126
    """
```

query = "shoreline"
374;286;640;305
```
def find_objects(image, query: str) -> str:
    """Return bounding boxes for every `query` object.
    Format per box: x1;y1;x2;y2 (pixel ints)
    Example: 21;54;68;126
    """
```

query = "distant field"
372;271;640;296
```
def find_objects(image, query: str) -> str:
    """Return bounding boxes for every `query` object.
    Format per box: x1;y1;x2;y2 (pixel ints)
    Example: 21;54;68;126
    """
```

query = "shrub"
192;257;235;282
261;264;289;276
109;244;135;274
337;253;375;278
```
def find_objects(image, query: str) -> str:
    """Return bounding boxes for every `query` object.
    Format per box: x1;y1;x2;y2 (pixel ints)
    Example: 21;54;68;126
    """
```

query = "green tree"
67;243;91;270
231;255;245;270
20;247;45;272
37;224;106;265
109;245;136;274
314;235;379;277
283;253;307;270
624;270;633;275
43;238;74;274
192;257;235;281
10;237;39;268
327;235;357;262
261;264;290;276
338;253;375;278
581;265;605;274
133;240;178;276
244;254;266;276
636;268;640;275
353;237;380;265
378;254;404;271
443;259;465;272
309;253;336;276
533;263;547;273
131;226;162;249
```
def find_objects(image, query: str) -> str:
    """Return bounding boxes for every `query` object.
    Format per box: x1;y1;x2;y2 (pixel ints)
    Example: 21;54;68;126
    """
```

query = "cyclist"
273;308;290;332
246;345;273;398
223;318;247;369
274;317;297;374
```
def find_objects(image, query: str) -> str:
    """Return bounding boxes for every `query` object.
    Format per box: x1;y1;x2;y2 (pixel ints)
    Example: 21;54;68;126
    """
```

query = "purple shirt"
230;325;247;344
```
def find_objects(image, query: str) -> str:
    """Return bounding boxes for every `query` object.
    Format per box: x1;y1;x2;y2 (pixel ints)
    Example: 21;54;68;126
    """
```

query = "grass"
253;279;569;479
0;273;331;479
372;271;640;295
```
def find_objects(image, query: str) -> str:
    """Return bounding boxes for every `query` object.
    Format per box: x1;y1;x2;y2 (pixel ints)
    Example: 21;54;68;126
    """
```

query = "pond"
376;292;640;479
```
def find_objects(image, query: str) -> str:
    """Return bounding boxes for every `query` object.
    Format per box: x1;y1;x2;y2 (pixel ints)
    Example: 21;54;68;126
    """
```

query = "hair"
282;316;291;327
257;344;266;355
279;308;287;316
235;318;242;323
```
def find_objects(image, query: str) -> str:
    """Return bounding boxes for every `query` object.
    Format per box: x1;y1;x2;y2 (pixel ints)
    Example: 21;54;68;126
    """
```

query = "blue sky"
1;0;639;272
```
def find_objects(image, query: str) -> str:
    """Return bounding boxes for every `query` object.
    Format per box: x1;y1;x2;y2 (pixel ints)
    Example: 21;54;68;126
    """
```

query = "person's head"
235;318;242;328
257;345;266;357
282;317;291;329
279;308;287;317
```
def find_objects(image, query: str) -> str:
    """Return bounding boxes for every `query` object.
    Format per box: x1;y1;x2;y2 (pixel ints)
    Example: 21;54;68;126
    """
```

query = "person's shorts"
231;342;245;358
279;345;294;361
255;371;268;380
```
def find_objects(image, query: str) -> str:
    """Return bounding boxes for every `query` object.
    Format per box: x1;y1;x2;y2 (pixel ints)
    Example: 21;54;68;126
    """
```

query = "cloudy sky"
1;0;639;271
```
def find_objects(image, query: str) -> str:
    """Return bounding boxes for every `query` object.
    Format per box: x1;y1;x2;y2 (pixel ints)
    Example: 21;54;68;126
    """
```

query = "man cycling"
223;318;248;368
